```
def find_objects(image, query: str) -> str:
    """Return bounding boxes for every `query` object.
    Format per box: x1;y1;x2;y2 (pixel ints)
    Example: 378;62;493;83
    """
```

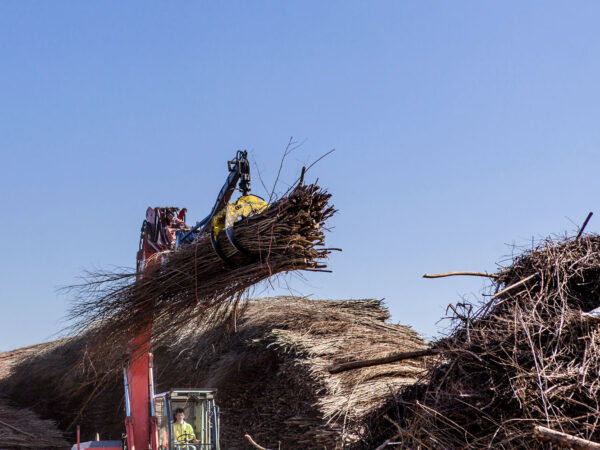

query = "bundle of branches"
0;397;68;449
381;235;600;449
68;183;335;370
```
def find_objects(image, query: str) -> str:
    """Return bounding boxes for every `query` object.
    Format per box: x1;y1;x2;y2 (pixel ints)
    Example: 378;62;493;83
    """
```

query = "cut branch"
328;348;439;374
534;425;600;450
244;434;274;450
423;271;499;279
492;273;537;299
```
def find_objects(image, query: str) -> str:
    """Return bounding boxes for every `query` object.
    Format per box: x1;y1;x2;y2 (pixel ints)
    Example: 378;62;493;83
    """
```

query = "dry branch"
491;273;536;299
328;348;438;374
423;271;498;279
245;433;274;450
534;425;600;449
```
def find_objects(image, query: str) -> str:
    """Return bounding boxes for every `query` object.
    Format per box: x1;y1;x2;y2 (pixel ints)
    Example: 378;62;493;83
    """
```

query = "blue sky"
2;2;600;350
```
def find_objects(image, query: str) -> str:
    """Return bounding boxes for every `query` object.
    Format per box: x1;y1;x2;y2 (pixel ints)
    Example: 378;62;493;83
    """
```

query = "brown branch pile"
161;298;427;449
0;298;427;448
68;183;336;368
0;397;68;449
376;235;600;449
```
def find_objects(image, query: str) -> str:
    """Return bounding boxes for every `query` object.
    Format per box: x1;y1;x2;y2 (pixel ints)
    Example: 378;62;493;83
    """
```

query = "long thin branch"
492;273;537;299
328;348;439;374
284;149;336;197
304;148;335;174
423;271;498;279
251;156;270;198
269;137;305;203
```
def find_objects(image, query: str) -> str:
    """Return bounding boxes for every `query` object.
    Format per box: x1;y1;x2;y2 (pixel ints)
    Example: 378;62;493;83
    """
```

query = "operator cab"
153;389;220;450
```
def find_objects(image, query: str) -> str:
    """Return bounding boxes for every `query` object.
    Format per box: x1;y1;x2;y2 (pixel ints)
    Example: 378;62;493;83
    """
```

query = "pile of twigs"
159;297;426;449
0;298;426;446
68;183;336;366
381;235;600;449
0;398;67;449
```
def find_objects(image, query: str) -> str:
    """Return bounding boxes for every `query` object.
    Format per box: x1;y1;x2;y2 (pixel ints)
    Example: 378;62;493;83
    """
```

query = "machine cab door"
154;389;220;450
153;393;170;449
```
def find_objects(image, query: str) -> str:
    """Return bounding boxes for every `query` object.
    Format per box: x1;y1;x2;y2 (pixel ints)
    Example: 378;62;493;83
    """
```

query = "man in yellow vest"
173;407;199;447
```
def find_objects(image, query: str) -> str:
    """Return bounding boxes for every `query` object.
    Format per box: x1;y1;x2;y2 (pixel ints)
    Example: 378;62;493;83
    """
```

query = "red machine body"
127;236;161;450
127;212;183;450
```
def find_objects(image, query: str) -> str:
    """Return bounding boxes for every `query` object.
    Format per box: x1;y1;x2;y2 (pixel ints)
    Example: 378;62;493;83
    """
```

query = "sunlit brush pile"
372;235;600;449
0;398;67;449
159;297;426;449
69;183;336;365
0;298;427;448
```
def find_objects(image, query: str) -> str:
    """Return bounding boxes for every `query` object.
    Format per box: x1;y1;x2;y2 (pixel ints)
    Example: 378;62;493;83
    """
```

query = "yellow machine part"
212;195;270;239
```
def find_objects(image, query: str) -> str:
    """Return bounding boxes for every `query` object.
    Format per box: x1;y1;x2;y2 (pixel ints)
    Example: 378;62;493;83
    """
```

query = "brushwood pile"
369;235;600;449
0;297;425;449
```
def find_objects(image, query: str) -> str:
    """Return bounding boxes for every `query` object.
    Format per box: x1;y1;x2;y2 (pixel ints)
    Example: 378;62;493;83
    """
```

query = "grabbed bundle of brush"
384;235;600;449
69;183;336;366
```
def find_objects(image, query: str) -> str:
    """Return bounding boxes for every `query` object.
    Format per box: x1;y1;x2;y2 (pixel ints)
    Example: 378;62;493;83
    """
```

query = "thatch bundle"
372;235;600;449
0;297;426;449
0;398;67;449
68;183;335;369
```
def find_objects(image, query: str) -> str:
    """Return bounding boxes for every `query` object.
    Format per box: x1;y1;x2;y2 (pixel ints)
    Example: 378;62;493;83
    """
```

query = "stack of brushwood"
368;235;600;449
158;297;427;449
68;182;336;370
0;297;427;448
0;397;67;449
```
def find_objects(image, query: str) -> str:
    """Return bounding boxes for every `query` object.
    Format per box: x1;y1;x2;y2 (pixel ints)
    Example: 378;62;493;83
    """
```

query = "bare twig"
284;149;336;197
245;433;274;450
269;137;305;203
492;273;537;299
251;157;271;198
374;434;401;450
304;148;335;174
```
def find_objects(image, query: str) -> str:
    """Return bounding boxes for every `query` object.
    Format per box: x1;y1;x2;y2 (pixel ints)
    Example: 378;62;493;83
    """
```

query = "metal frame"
152;389;220;450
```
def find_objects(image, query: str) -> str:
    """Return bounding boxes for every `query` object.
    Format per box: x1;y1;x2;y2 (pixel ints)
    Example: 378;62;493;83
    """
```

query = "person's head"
174;408;185;423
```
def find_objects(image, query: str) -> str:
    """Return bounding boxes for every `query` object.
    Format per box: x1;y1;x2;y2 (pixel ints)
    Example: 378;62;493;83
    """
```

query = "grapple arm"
178;150;251;245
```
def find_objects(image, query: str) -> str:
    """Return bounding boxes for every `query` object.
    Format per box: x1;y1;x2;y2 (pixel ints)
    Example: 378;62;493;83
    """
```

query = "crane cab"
153;389;220;450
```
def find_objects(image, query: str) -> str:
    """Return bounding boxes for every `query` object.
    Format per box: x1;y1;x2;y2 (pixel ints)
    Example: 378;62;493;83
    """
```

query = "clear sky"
2;2;600;351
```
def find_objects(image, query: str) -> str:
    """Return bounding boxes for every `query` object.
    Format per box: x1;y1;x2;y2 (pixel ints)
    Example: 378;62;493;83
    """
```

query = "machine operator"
174;408;199;448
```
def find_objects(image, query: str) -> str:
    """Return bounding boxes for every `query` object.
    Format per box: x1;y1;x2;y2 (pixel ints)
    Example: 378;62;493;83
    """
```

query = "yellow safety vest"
174;421;195;442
